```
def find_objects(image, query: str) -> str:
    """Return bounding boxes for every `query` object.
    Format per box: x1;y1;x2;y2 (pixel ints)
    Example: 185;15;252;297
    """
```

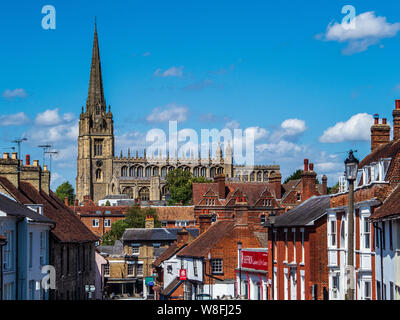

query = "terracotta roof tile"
154;206;195;221
370;184;400;220
359;140;400;169
177;221;235;258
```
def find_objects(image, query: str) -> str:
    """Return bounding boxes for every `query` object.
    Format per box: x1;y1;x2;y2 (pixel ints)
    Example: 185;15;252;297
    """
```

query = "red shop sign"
241;250;268;271
179;269;187;280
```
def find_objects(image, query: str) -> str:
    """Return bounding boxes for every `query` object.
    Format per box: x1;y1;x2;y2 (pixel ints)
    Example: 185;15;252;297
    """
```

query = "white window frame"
284;228;288;262
104;219;111;228
300;228;305;264
92;219;99;228
329;219;337;248
292;228;296;263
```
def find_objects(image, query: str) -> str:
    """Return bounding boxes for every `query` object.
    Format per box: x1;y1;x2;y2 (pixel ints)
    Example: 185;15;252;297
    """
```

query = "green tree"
102;206;162;245
283;169;303;184
166;169;210;205
55;181;75;205
105;200;111;206
327;182;340;194
283;169;320;184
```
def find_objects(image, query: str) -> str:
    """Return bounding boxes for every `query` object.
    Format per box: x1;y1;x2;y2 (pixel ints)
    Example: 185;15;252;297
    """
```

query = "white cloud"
318;11;400;55
0;112;30;126
256;140;305;155
244;126;269;141
154;66;184;77
2;88;27;99
35;108;63;126
319;113;374;143
146;103;189;123
224;120;240;129
271;118;307;141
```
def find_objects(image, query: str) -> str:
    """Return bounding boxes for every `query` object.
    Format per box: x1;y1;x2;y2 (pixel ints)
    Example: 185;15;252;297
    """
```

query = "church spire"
86;19;106;114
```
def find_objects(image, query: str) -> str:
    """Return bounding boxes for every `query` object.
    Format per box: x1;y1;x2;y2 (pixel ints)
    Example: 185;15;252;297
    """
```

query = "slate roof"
0;192;54;224
97;240;124;256
0;177;98;243
177;221;235;258
121;228;199;242
268;195;330;227
370;184;400;220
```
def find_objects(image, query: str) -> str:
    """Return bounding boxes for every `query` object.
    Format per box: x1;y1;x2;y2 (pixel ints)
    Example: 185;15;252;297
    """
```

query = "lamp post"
268;212;276;300
344;150;359;300
208;252;211;299
237;241;242;298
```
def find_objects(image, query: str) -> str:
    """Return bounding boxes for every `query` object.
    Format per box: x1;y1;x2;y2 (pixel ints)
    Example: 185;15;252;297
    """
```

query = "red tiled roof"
73;205;127;216
0;177;98;243
154;206;195;221
177;221;235;258
359;139;400;169
370;184;400;220
192;182;275;206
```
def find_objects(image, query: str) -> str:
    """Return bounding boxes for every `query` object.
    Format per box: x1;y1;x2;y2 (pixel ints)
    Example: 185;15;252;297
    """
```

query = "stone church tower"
76;23;114;203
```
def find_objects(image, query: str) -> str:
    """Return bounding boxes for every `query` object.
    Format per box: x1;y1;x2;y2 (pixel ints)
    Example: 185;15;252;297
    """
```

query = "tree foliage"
327;182;340;194
102;206;162;245
55;181;75;204
165;169;210;205
283;169;320;184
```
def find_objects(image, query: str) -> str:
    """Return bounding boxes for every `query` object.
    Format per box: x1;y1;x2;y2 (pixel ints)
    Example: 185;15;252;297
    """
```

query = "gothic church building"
76;25;281;203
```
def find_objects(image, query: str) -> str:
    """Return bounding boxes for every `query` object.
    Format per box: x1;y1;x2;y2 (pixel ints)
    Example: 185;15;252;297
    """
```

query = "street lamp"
237;241;242;298
268;212;276;300
208;252;212;299
344;150;359;300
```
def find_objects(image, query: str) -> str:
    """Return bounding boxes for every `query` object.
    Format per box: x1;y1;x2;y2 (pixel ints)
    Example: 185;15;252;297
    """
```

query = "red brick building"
266;195;331;300
192;175;285;231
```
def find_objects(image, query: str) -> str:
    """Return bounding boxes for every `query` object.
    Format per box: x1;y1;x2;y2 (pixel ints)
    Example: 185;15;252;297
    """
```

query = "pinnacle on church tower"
86;19;106;114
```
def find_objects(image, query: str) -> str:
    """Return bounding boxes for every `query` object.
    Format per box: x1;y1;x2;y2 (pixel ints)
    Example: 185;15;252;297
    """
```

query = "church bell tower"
76;22;114;203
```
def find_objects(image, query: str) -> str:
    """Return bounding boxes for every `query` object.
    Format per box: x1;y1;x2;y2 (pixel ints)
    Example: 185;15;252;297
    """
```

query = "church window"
129;167;135;177
263;172;268;181
145;167;152;177
121;166;128;177
139;187;150;201
153;167;159;176
194;167;199;177
96;169;102;181
201;167;207;177
210;167;216;178
250;172;255;181
94;139;103;156
257;172;262;181
161;167;168;177
137;167;143;177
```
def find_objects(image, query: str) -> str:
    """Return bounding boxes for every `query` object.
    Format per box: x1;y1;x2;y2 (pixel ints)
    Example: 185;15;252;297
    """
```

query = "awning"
107;279;137;284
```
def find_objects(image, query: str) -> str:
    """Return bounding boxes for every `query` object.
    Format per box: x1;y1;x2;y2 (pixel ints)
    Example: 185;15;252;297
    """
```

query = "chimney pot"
309;163;314;171
33;160;39;167
25;154;30;166
3;152;9;159
382;118;387;125
396;100;400;110
374;114;379;124
304;159;309;172
43;164;48;171
11;152;17;160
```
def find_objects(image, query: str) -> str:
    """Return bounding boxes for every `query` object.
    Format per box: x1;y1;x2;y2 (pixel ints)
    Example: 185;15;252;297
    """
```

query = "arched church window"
263;172;268;181
145;167;152;177
122;187;133;199
250;172;255;181
201;167;207;177
217;167;224;174
121;166;128;177
210;167;216;178
153;167;159;176
193;167;199;177
161;167;168;177
96;169;102;181
94;139;103;156
139;187;150;201
137;167;143;177
257;172;262;181
129;167;136;177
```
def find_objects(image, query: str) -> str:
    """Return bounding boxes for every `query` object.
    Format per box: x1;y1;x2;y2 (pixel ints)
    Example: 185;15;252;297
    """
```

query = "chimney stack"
393;100;400;141
371;114;390;151
145;215;155;229
301;158;317;202
322;175;328;195
199;214;212;234
214;174;226;199
21;159;42;191
269;171;282;199
177;228;189;245
0;152;19;187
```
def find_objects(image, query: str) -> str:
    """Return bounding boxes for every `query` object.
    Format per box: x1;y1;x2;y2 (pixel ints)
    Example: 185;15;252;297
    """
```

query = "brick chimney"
21;159;41;192
301;159;317;202
0;152;19;187
177;228;189;245
268;171;282;199
64;197;69;206
145;215;155;229
41;165;50;194
371;114;390;151
214;174;226;199
393;100;400;141
199;214;212;234
322;175;328;195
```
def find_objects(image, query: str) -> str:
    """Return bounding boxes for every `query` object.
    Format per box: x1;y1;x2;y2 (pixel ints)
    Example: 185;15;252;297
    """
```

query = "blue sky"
1;0;400;189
